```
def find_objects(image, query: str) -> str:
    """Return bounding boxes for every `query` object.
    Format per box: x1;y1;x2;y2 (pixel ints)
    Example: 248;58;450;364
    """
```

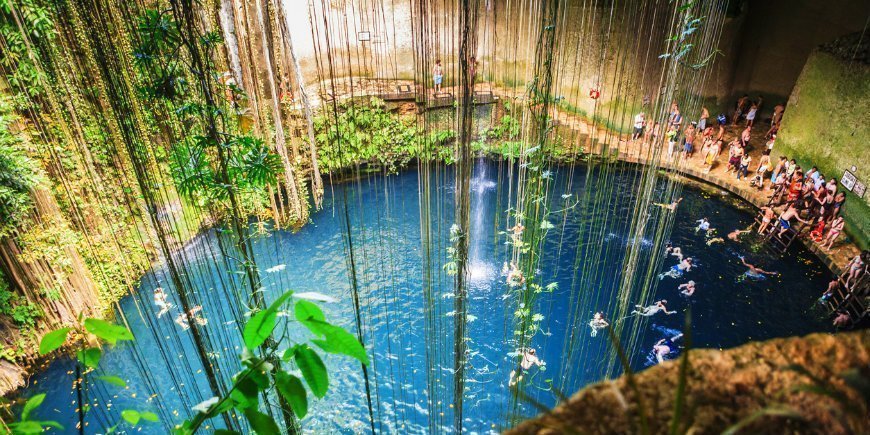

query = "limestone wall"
775;49;869;250
509;331;869;434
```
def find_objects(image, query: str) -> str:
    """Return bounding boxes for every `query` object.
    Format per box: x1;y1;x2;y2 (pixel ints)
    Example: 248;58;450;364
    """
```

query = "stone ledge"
508;331;869;435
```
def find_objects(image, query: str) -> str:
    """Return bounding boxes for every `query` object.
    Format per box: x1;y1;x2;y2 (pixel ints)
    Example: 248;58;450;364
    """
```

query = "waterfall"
467;157;496;283
218;0;243;84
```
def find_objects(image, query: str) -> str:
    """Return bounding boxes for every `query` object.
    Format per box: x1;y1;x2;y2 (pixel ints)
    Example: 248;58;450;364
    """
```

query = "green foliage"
0;98;42;237
314;98;453;172
37;326;70;355
4;393;64;434
0;0;55;99
242;290;294;350
174;292;368;434
84;318;134;345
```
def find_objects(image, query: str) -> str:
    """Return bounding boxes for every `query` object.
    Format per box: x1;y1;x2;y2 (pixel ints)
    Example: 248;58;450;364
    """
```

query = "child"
433;59;443;93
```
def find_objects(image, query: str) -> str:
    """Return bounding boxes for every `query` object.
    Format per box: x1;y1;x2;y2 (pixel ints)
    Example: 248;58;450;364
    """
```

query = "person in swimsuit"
682;123;697;158
739;256;778;280
665;243;684;261
508;348;544;386
776;204;808;238
820;216;845;250
588;312;610;337
660;257;693;279
507;261;526;287
819;279;839;304
653;197;682;211
632;300;676;317
843;251;868;288
679;280;696;296
757;206;776;234
153;287;173;318
175;305;208;330
695;218;711;234
653;333;684;364
703;139;721;172
728;226;752;241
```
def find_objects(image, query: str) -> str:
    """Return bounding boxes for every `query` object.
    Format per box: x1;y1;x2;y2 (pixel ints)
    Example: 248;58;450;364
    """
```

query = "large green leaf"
77;347;101;369
97;375;126;388
83;319;133;345
243;409;280;435
242;291;293;350
121;409;140;426
306;320;369;365
294;300;325;324
294;346;328;398
38;327;71;355
275;371;308;419
21;393;45;421
229;376;259;410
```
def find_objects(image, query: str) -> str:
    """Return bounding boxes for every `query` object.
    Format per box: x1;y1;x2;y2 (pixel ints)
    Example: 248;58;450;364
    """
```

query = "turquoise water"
19;160;831;433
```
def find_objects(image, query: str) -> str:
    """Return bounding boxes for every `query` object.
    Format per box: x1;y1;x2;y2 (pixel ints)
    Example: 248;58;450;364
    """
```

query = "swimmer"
706;237;724;245
818;279;838;304
739;256;778;280
695;218;710;233
776;205;808;238
665;243;684;261
653;333;684;364
832;310;851;328
631;300;676;317
175;305;207;330
588;312;610;337
509;348;544;386
153;287;172;318
757;206;776;234
653;197;683;211
728;226;752;241
660;257;693;279
679;280;696;296
509;222;525;243
506;261;526;287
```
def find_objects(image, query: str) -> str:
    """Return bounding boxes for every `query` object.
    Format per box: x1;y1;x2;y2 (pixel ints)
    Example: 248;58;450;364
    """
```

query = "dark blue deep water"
20;160;832;433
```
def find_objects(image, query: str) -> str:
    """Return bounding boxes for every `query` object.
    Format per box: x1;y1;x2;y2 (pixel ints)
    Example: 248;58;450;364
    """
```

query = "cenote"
19;160;831;433
3;1;868;433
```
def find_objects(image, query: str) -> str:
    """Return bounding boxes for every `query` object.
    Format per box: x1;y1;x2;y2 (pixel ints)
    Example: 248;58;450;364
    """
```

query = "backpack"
717;114;727;125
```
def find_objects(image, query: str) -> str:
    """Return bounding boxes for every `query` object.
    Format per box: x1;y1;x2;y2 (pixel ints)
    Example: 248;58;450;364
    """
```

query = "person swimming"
588;312;610;337
679;280;696;296
728;226;752;241
739;256;778;280
665;243;684;261
653;197;683;211
508;348;544;386
659;257;693;279
506;261;526;287
175;305;208;330
653;333;684;364
632;300;676;317
695;218;710;233
153;287;172;318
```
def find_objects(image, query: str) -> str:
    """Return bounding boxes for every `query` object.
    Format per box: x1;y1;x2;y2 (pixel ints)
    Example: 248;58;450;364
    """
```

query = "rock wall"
775;48;869;250
509;331;869;435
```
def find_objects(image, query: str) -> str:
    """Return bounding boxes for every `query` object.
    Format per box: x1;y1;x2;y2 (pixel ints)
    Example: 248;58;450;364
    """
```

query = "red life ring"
589;88;600;100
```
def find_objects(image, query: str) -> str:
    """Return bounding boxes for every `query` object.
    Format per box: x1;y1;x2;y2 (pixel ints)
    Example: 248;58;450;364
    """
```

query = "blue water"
19;160;831;433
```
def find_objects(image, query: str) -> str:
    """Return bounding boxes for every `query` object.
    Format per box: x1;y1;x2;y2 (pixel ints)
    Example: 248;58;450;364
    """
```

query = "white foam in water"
265;264;286;273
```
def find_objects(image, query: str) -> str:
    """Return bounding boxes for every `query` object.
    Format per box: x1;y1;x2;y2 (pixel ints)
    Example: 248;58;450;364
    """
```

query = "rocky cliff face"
509;331;869;435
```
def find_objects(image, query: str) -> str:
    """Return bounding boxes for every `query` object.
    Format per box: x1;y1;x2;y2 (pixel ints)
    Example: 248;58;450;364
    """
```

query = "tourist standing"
433;59;444;93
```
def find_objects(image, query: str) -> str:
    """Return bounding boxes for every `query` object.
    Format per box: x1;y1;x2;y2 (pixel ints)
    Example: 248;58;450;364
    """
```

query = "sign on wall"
841;170;857;191
853;180;866;198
